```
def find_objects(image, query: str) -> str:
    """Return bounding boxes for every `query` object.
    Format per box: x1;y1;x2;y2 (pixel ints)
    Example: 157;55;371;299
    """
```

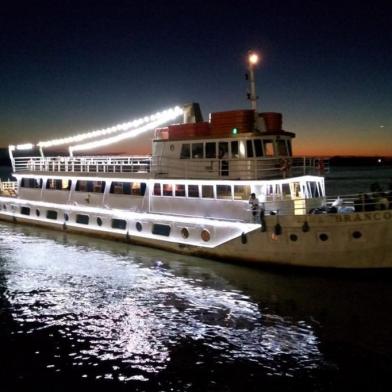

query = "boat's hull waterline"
1;196;390;269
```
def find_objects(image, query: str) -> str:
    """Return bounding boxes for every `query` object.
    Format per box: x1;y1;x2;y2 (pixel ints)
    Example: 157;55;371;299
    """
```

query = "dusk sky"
1;0;391;156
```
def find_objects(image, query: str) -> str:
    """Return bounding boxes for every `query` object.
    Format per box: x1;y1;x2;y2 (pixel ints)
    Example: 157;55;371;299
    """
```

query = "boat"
0;52;391;269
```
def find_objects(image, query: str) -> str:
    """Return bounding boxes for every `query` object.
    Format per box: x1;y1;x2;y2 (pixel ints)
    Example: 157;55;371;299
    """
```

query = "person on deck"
249;193;259;223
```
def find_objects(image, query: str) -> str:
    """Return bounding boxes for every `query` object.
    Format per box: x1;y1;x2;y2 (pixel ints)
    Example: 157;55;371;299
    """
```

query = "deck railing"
13;156;152;175
0;180;18;196
12;155;329;180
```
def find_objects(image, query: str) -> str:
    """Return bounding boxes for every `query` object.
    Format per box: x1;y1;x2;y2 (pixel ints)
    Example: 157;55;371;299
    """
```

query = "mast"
247;51;259;111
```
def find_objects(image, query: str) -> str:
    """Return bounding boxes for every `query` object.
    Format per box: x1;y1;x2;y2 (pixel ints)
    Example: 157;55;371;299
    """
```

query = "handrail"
12;155;329;180
13;156;152;175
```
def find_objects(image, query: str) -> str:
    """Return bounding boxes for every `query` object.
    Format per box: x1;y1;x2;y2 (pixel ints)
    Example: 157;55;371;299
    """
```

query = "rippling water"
1;223;392;391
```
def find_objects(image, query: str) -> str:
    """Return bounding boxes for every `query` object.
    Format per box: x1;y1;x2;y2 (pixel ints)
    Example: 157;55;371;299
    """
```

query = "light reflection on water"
0;223;322;382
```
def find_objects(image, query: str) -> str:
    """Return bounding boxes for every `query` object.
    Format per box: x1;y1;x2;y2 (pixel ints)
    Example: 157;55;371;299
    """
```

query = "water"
325;165;392;196
0;164;392;391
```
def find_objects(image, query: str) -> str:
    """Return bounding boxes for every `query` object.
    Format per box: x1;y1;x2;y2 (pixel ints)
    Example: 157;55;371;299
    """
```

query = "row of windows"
153;183;251;200
20;178;146;196
20;206;128;229
152;181;322;200
19;206;175;237
179;139;291;159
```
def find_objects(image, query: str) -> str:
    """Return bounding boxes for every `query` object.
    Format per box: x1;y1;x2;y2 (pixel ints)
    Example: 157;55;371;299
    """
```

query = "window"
192;143;203;158
76;214;89;225
46;210;58;220
202;185;214;198
308;182;321;198
153;183;161;196
76;181;105;193
246;140;254;158
282;183;291;197
131;182;146;196
76;180;88;192
110;182;131;195
93;181;105;193
188;185;199;198
231;141;239;158
46;179;71;190
20;206;30;215
263;140;274;156
162;184;173;196
21;178;42;188
180;144;190;159
277;140;288;156
254;139;263;157
234;185;251;200
46;179;57;190
111;219;127;230
152;224;171;236
218;142;228;159
205;142;216;158
216;185;232;199
175;184;185;197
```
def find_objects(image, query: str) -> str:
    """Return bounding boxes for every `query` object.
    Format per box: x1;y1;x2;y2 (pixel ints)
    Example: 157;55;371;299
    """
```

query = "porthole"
201;229;210;242
97;217;103;226
36;209;40;217
136;222;143;232
352;231;362;239
64;213;69;221
170;144;175;151
290;234;298;242
181;227;189;239
319;233;329;241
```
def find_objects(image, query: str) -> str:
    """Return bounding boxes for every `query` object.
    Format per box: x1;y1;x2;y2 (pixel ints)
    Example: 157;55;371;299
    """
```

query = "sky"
0;0;391;156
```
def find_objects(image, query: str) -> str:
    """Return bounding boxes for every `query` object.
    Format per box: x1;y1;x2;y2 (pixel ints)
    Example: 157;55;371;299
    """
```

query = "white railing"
12;155;329;180
0;180;18;196
13;156;152;175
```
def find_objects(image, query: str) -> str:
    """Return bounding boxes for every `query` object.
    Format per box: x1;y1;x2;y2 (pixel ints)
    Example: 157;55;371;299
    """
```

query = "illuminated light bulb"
248;52;259;65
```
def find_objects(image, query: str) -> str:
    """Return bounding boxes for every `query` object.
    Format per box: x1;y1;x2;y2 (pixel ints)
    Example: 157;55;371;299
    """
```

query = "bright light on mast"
248;52;259;65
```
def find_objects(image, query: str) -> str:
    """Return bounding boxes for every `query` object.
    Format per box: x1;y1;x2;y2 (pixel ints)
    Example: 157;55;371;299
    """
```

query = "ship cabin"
152;109;296;180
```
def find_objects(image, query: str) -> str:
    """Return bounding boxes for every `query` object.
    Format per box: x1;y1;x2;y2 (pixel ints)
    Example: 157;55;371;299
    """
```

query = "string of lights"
28;105;184;150
69;106;183;154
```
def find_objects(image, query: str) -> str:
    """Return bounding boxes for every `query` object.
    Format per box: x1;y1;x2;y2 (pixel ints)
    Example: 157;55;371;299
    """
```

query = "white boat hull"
1;196;391;269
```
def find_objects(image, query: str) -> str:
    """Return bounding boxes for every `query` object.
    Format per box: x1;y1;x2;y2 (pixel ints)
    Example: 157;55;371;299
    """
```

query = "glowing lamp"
248;52;259;65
